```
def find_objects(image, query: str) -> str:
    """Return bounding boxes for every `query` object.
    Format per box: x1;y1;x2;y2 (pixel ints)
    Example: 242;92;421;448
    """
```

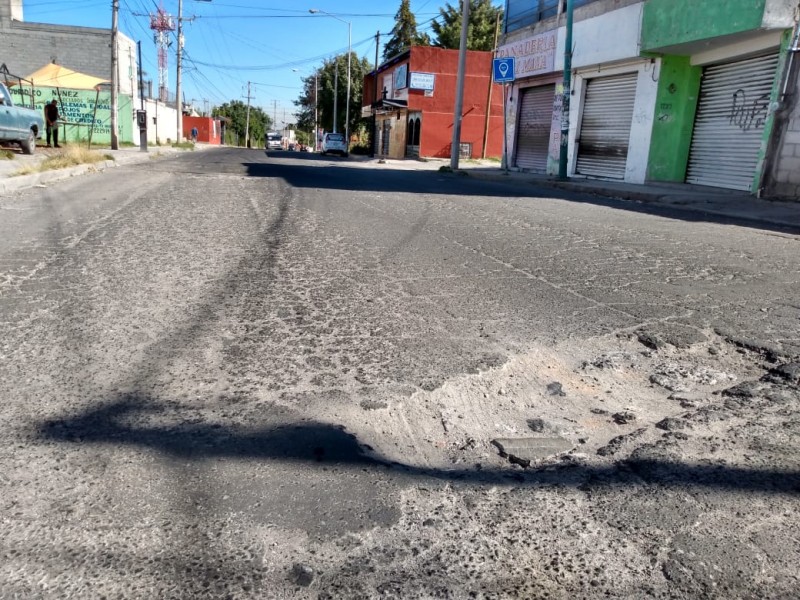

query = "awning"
371;98;408;115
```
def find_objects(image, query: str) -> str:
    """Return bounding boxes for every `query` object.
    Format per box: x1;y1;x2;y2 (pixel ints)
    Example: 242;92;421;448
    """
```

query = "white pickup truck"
0;82;44;154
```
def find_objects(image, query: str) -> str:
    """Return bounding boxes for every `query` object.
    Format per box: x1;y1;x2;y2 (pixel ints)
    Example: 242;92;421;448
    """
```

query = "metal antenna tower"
149;3;175;102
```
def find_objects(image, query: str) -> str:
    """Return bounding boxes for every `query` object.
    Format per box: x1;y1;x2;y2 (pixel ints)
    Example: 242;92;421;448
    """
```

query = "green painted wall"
647;56;702;182
8;86;134;145
752;29;792;193
642;0;766;51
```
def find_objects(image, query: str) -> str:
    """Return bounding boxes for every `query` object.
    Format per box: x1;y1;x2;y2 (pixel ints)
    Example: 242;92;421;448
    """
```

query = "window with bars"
505;0;604;33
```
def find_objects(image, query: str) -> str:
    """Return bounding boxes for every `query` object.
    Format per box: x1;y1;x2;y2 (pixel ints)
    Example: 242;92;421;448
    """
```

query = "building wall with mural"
0;0;139;146
9;85;133;145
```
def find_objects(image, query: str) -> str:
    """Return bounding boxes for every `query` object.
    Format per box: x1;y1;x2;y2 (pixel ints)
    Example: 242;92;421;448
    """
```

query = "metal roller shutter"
515;85;555;171
686;53;779;191
576;73;638;179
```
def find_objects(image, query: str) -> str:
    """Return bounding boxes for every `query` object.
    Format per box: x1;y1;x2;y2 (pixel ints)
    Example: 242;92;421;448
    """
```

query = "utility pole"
273;99;277;129
344;20;351;148
314;71;319;151
482;12;501;159
138;41;147;152
333;62;339;133
244;81;252;148
450;0;470;171
110;0;119;150
176;0;184;141
558;0;574;180
371;30;380;157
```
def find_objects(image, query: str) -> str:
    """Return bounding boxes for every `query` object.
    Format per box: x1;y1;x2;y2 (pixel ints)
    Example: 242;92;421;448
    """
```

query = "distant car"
320;132;348;157
265;132;282;150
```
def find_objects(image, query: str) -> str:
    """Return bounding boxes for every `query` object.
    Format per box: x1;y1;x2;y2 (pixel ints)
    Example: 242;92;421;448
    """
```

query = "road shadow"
37;395;800;495
237;155;800;236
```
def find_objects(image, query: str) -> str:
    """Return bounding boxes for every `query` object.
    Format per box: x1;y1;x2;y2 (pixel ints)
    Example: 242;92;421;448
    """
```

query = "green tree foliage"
383;0;431;61
294;53;373;143
431;0;503;51
212;100;272;147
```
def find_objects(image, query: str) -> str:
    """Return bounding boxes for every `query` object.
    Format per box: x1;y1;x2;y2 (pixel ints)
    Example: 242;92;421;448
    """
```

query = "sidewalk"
0;143;209;195
355;156;800;232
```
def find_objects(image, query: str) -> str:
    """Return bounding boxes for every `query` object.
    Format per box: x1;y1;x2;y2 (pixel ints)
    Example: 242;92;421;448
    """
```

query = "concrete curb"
459;169;800;231
0;146;201;195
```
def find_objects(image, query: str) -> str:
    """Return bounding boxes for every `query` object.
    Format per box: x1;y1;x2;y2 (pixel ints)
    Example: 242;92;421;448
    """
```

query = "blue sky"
20;0;459;128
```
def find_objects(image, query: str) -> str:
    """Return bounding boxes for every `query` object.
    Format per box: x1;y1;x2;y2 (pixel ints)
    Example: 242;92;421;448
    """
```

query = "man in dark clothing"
44;99;60;148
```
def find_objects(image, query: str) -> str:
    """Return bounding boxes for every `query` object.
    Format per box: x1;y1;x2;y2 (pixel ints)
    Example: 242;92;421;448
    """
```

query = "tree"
431;0;503;51
383;0;431;61
212;100;272;147
294;53;373;146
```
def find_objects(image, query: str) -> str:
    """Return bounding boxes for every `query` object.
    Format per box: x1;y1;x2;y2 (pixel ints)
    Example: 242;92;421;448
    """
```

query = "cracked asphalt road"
1;148;798;599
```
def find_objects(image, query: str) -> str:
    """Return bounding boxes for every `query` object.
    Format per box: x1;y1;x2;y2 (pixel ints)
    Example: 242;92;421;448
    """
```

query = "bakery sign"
496;30;557;79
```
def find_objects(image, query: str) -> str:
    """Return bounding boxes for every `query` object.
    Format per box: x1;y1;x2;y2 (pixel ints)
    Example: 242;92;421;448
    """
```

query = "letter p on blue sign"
493;57;515;83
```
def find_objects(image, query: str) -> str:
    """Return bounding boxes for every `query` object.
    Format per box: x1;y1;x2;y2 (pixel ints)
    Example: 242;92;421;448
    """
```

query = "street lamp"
309;9;351;148
293;67;319;152
177;0;212;142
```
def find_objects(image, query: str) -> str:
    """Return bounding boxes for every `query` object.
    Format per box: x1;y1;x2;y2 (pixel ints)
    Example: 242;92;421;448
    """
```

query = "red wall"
410;47;504;159
182;116;222;144
364;47;504;159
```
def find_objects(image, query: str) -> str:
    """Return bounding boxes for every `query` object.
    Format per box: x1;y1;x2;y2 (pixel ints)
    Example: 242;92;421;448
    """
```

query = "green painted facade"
642;0;767;51
8;86;133;145
751;29;792;193
647;56;702;182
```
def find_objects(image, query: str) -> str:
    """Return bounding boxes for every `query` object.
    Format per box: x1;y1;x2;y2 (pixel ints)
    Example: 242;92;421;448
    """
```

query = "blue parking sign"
493;57;515;83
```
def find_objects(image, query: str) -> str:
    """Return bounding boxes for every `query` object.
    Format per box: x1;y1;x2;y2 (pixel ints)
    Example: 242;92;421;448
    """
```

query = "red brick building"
362;46;503;160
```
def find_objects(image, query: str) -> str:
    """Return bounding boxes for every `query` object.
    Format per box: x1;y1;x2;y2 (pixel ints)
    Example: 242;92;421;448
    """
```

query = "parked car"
320;132;348;157
0;82;44;154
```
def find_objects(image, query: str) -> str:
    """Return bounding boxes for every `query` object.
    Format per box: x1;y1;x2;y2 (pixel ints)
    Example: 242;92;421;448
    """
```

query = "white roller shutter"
686;53;779;191
515;85;555;171
576;73;638;179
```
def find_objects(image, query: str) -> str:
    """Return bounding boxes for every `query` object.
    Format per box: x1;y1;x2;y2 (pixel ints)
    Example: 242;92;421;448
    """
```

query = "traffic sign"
493;57;516;83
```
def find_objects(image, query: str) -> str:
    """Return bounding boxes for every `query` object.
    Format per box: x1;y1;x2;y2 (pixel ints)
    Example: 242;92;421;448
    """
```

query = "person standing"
44;99;60;148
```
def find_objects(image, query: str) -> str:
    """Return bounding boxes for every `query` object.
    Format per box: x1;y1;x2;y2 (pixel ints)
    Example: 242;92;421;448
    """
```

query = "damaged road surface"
0;148;798;599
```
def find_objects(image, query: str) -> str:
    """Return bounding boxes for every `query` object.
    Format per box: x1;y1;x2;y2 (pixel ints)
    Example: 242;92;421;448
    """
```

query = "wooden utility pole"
482;12;501;159
110;0;119;150
244;81;253;148
176;0;184;141
371;30;380;157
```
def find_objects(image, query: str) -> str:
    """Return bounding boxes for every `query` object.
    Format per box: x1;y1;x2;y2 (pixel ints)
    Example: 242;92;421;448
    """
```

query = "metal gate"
381;120;391;155
576;72;638;179
515;84;555;171
686;53;779;191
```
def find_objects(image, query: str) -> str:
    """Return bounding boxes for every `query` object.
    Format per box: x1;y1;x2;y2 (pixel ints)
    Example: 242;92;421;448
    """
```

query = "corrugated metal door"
576;73;638;179
686;53;779;191
515;84;555;171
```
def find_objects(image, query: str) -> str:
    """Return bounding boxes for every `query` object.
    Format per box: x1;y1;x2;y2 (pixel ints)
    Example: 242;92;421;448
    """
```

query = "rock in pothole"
636;324;708;350
492;437;574;468
656;417;689;431
650;363;736;392
289;563;315;587
769;362;800;384
596;428;647;457
612;411;637;425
